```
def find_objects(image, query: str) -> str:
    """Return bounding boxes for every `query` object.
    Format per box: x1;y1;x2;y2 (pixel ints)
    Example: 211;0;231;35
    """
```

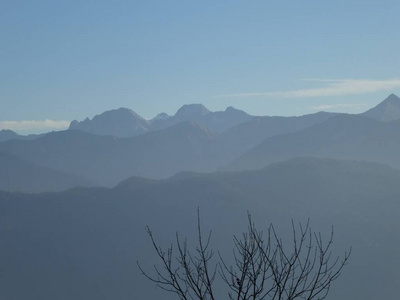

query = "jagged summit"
362;94;400;122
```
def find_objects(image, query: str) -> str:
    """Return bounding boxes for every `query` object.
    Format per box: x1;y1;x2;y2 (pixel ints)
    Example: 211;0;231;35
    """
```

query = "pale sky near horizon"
1;0;400;134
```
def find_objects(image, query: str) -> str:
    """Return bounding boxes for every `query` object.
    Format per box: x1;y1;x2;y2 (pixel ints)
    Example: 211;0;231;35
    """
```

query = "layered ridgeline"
1;158;400;299
0;129;43;142
1;94;400;191
227;113;400;171
68;104;339;143
0;151;94;192
0;108;340;189
0;122;224;187
67;93;400;138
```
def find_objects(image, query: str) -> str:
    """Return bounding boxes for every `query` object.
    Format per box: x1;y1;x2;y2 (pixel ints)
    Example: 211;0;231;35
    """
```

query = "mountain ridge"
69;103;253;137
0;150;94;192
0;121;224;186
1;94;398;142
0;129;44;142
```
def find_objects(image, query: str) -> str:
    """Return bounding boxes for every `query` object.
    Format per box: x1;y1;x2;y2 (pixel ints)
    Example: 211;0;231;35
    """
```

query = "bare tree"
138;211;351;300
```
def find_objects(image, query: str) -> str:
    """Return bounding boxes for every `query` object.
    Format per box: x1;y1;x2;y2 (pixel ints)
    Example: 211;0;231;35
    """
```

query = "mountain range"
0;112;343;187
68;93;400;138
69;104;253;137
3;94;400;143
1;94;400;191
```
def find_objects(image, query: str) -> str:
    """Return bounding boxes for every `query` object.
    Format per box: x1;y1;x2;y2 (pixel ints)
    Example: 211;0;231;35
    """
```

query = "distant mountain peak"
152;112;170;121
68;107;149;137
224;106;245;113
384;93;400;102
0;129;18;136
0;129;19;142
222;106;251;117
175;104;211;118
99;107;145;120
388;93;398;97
362;93;400;122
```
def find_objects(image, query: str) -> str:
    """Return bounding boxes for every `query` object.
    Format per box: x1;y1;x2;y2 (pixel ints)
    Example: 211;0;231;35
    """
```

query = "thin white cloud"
215;78;400;99
311;103;368;111
0;119;70;132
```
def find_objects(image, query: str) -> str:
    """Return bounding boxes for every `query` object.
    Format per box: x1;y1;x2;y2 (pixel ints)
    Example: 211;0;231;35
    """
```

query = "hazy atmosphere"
1;1;400;299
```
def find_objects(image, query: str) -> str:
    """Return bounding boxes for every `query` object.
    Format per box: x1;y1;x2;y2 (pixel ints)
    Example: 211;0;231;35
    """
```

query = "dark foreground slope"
1;158;400;299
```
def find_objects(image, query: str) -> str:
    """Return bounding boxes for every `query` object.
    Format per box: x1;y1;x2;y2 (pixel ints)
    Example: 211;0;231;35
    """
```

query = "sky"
1;0;400;134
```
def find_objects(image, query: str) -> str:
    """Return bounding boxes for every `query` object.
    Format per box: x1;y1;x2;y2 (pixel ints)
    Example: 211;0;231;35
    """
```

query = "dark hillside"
1;158;400;299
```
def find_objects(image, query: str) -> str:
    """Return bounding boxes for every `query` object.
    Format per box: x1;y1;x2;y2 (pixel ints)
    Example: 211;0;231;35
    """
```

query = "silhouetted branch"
139;211;351;300
137;208;217;300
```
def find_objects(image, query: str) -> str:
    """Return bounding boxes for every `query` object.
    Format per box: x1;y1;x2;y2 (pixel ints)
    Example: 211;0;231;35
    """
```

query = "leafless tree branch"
138;210;351;300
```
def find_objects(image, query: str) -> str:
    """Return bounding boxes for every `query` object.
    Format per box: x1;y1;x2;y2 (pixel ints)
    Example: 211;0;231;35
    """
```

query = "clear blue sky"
1;0;400;133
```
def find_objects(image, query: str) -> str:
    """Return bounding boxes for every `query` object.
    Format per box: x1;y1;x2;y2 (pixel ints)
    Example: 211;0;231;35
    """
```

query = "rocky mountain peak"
362;94;400;122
